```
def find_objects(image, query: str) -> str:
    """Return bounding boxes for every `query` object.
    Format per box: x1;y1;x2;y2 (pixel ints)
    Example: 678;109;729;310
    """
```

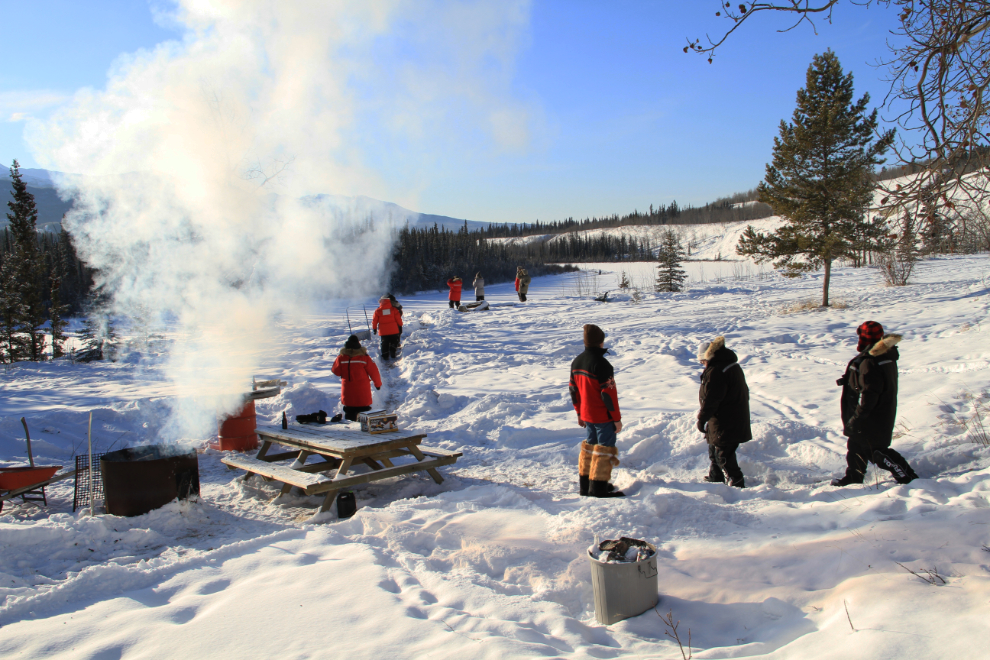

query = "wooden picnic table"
222;424;461;514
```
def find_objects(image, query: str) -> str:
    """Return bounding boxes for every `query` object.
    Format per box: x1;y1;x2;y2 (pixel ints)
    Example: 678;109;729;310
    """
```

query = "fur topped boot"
589;445;625;498
578;441;593;496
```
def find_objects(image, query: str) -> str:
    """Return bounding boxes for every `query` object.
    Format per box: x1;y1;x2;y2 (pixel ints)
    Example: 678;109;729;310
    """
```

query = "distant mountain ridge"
0;168;492;233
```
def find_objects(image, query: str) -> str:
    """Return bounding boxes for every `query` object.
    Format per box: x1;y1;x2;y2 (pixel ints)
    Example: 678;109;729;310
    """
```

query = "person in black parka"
697;336;751;488
832;321;918;486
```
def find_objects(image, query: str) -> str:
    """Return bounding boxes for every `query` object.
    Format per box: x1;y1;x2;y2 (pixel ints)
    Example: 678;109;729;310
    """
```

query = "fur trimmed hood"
869;334;902;356
339;347;369;357
703;336;726;361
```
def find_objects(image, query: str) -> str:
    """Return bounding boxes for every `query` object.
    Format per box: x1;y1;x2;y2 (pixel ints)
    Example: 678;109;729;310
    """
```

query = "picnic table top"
256;424;427;457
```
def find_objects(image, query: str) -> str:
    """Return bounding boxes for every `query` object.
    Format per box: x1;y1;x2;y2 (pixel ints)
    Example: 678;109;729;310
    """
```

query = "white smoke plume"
25;0;534;441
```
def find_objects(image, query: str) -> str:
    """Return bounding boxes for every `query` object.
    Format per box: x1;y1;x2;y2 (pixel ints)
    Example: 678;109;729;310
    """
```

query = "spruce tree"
655;229;687;292
737;51;895;307
5;160;46;358
0;258;27;362
49;277;68;358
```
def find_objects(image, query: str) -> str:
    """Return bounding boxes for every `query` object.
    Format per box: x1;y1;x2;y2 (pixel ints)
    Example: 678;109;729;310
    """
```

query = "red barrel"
214;400;258;451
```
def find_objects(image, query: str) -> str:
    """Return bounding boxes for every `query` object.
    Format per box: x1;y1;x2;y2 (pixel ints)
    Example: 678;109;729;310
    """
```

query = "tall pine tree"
655;229;687;292
5;160;46;358
738;51;894;307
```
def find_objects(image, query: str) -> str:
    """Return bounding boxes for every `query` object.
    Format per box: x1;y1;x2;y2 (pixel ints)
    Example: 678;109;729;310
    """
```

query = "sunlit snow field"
1;240;990;658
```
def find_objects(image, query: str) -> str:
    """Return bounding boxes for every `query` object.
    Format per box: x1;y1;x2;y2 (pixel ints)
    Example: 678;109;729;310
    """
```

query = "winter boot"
578;442;593;496
590;480;625;498
589;445;623;498
729;477;745;489
873;449;916;484
830;474;864;487
703;475;725;483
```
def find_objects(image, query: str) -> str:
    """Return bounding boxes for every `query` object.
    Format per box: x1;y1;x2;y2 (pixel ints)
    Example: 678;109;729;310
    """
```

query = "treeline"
0;227;92;314
387;223;577;294
478;196;772;240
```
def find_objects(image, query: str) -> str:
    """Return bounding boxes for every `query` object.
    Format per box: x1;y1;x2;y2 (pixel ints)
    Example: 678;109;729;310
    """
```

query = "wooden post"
87;411;94;516
20;417;34;468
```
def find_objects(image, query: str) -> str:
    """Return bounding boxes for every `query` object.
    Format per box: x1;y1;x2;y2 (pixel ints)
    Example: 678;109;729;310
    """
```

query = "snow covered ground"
2;251;990;658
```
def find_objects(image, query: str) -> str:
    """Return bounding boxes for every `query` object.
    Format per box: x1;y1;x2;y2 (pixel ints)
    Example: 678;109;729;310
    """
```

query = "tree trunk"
822;258;831;307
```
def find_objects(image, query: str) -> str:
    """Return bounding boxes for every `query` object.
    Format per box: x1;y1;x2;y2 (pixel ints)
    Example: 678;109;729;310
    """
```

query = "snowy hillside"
491;216;787;262
1;248;990;657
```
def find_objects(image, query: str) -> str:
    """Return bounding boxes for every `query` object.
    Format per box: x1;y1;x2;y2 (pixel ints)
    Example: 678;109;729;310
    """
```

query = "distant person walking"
473;272;485;301
697;336;751;488
372;294;403;360
570;324;624;498
515;267;531;302
331;335;382;421
447;276;462;309
832;321;918;487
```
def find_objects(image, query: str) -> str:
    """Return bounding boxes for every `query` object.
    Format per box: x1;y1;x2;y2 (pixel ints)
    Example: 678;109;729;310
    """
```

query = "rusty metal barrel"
215;400;259;451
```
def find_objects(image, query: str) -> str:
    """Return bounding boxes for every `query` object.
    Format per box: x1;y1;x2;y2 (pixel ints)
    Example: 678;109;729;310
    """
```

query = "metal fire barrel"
216;400;259;451
101;445;200;517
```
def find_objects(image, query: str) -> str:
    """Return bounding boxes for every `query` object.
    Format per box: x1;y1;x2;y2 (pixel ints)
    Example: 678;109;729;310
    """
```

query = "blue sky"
1;1;901;223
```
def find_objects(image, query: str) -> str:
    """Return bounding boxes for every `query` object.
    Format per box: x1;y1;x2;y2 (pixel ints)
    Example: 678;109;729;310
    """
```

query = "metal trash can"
588;541;659;625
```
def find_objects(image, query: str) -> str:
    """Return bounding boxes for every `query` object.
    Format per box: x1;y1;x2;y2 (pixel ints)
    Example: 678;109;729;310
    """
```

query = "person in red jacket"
372;294;403;360
447;276;462;309
569;324;624;498
331;335;382;421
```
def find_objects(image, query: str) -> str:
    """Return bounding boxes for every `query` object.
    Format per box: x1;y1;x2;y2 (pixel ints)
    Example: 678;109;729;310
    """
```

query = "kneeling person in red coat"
331;335;382;421
569;324;624;498
372;294;403;360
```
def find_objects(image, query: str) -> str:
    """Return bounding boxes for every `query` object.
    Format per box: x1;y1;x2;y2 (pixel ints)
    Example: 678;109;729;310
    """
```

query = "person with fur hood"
331;335;382;421
697;336;751;488
472;272;485;301
372;294;403;360
515;267;531;302
832;321;918;486
447;276;462;309
570;324;625;498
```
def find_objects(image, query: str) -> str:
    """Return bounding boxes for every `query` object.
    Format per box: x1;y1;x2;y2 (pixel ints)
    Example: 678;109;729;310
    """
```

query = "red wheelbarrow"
0;418;76;513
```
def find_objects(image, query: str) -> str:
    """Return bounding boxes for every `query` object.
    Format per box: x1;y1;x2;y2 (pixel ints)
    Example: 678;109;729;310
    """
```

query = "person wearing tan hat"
569;324;624;498
697;336;751;488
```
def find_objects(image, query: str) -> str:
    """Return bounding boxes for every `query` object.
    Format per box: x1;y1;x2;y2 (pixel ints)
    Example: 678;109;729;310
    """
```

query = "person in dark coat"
697;336;751;488
832;321;918;486
569;324;624;498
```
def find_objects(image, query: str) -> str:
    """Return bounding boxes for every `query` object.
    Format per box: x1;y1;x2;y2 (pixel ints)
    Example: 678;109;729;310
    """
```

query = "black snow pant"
517;292;527;302
476;294;484;301
343;405;371;422
844;435;916;482
380;333;401;359
708;443;744;487
448;300;460;309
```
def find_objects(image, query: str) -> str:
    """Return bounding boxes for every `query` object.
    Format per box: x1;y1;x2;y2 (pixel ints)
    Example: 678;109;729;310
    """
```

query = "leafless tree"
689;2;990;246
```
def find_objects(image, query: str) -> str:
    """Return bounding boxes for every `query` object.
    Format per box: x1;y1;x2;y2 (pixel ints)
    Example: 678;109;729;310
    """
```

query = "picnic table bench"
222;424;461;514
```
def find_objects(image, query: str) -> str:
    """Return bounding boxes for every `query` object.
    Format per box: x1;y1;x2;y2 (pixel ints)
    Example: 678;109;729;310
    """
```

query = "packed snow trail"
1;242;990;657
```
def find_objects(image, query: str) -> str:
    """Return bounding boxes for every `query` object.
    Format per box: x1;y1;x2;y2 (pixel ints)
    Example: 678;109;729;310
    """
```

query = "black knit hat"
344;334;361;349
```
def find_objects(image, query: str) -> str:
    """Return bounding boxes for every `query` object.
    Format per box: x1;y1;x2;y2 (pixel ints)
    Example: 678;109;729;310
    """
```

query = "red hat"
856;321;884;351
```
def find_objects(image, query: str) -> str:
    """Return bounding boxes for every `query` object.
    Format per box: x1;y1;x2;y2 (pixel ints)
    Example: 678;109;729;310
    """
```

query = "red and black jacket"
569;347;621;424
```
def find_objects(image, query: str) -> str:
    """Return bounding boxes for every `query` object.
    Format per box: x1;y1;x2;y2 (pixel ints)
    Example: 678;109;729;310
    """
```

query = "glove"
373;329;378;335
836;374;848;387
697;418;707;433
399;326;403;335
375;386;381;391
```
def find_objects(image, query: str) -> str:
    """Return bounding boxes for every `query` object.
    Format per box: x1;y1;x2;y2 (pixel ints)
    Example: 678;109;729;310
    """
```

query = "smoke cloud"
25;0;534;441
